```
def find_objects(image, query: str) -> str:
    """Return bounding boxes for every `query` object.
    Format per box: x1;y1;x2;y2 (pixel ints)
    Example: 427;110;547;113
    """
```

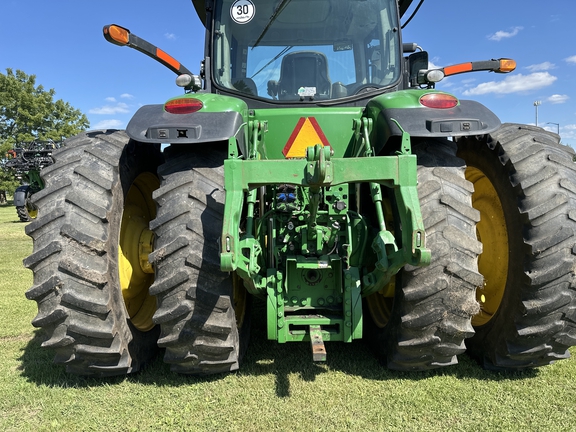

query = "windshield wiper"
250;45;293;79
252;0;292;48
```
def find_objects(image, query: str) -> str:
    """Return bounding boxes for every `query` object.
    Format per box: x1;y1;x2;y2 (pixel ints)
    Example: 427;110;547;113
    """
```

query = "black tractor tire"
365;138;482;370
457;123;576;369
24;130;162;376
17;205;32;222
149;144;251;375
15;186;37;222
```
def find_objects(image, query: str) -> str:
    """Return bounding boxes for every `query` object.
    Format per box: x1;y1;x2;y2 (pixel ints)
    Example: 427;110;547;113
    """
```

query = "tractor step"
310;325;327;362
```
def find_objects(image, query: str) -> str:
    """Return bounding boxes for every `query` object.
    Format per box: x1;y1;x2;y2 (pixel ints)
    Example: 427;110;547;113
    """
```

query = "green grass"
1;203;576;431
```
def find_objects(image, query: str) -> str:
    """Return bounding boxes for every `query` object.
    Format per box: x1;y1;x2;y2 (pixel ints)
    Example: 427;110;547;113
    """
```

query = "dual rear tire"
25;132;247;376
24;131;162;375
366;124;576;370
458;124;576;368
365;138;482;370
25;124;576;375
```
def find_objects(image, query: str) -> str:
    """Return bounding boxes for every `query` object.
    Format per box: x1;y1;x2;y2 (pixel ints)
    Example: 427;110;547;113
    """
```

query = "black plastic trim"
126;104;245;146
380;100;501;139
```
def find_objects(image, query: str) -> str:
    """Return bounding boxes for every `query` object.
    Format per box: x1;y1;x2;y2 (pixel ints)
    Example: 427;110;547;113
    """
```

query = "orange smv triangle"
282;117;330;158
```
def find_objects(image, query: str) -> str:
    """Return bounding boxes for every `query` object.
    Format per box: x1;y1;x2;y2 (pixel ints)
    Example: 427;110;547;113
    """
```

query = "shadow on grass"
18;299;539;395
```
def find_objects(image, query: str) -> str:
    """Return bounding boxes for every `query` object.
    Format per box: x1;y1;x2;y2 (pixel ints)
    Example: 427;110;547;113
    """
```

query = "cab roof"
191;0;415;27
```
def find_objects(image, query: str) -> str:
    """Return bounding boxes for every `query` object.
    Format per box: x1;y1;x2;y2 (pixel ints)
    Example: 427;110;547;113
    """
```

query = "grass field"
1;202;576;431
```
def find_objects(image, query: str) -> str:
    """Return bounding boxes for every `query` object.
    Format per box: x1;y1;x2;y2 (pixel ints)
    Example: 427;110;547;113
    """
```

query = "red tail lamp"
164;98;203;114
420;93;459;109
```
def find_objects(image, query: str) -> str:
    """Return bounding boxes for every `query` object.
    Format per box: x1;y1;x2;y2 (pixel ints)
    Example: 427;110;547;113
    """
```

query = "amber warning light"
103;24;130;46
498;59;517;73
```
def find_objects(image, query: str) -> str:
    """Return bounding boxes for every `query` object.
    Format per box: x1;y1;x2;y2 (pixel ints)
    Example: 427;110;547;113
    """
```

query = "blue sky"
2;0;576;147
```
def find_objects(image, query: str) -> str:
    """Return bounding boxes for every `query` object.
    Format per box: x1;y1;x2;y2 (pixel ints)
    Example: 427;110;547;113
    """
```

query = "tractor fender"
366;91;501;151
14;185;30;207
126;102;248;154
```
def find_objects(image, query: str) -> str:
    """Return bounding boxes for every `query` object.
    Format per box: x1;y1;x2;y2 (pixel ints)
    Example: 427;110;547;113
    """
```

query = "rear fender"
126;94;249;154
366;90;500;153
14;185;30;207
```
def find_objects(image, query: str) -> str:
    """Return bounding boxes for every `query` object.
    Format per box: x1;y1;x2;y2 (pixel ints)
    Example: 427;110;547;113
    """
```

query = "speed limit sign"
230;0;256;24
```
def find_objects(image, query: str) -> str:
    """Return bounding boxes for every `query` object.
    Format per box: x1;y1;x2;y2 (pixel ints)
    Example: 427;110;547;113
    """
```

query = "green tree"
0;164;20;200
0;68;89;196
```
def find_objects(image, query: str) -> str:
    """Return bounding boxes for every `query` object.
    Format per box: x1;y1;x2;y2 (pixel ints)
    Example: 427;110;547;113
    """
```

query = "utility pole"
534;100;541;127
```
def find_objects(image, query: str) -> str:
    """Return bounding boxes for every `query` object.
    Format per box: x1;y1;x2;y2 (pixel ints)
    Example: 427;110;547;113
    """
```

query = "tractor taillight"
419;93;458;109
164;98;203;114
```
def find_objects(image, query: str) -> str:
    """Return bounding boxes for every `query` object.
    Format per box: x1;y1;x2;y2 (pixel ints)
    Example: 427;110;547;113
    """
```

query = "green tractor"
6;141;58;222
24;0;576;376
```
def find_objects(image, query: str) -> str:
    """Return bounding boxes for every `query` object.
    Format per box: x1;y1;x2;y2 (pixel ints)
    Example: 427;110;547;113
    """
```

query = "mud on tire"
366;138;482;370
457;123;576;369
24;130;162;376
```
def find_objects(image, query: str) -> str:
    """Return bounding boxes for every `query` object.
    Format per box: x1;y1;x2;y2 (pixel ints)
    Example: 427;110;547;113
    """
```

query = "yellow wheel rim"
118;172;159;331
466;167;509;326
366;278;395;328
28;208;38;219
27;202;38;219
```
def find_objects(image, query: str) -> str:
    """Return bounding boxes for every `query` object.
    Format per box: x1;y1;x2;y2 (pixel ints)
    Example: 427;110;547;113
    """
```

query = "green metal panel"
218;102;431;349
252;107;364;159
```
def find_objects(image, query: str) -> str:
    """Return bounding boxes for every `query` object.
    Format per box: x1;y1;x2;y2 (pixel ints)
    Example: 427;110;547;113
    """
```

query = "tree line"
0;68;89;199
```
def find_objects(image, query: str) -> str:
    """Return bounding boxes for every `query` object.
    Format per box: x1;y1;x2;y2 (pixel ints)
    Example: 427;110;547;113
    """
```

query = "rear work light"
419;93;459;109
164;98;203;114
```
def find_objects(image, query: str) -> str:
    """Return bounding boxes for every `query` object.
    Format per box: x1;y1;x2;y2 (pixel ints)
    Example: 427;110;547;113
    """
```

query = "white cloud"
105;96;117;102
565;55;576;64
488;26;523;41
526;62;556;72
463;72;557;96
560;124;576;143
120;93;134;99
91;119;124;130
89;102;130;115
542;125;557;133
165;33;176;40
547;94;570;104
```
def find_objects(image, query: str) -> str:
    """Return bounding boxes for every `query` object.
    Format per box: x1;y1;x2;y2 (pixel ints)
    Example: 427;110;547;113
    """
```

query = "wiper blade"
252;0;292;48
250;45;293;79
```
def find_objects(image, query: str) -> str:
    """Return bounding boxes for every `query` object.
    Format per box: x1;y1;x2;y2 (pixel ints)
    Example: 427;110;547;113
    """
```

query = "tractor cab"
208;0;403;104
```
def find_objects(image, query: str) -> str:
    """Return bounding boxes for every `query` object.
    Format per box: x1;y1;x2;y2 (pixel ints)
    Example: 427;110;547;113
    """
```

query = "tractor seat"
276;51;331;100
232;77;258;96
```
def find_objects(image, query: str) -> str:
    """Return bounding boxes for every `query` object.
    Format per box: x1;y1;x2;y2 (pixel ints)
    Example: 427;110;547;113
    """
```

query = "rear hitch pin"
310;325;327;362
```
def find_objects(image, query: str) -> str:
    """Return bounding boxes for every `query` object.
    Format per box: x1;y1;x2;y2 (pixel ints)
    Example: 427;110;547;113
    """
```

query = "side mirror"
408;51;429;87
